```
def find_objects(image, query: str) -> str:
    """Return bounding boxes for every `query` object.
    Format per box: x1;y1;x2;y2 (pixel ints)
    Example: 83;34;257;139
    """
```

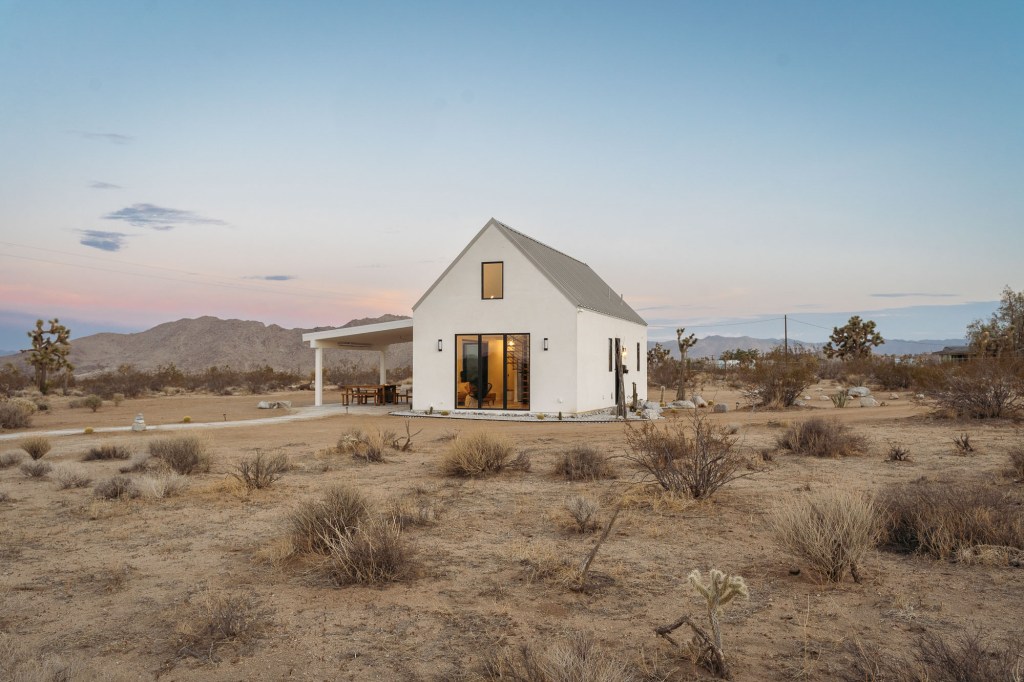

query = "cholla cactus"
687;569;749;654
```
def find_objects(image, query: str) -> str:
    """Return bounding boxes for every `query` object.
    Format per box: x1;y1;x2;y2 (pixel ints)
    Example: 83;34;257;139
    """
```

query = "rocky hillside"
67;315;411;376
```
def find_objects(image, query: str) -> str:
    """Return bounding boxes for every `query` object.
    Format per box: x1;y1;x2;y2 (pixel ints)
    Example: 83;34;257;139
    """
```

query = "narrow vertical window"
481;262;503;299
608;338;613;372
637;342;641;372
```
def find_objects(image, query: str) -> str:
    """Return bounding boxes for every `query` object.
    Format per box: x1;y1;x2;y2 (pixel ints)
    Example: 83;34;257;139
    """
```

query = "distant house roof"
932;345;973;358
413;218;647;326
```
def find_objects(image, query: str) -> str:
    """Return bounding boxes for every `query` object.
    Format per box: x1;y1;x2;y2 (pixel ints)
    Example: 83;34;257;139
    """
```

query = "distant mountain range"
649;335;964;359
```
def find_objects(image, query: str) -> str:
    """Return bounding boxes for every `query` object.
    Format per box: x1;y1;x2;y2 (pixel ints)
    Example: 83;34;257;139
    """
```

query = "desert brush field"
1;380;1022;681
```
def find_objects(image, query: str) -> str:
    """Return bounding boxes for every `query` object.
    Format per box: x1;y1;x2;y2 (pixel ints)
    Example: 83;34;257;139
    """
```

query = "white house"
303;218;647;416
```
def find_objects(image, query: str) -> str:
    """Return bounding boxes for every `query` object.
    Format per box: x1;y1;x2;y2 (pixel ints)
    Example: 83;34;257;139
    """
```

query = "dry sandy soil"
1;380;1021;680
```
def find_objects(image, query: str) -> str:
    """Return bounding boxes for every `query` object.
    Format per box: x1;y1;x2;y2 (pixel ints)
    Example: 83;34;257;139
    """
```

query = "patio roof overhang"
302;318;414;349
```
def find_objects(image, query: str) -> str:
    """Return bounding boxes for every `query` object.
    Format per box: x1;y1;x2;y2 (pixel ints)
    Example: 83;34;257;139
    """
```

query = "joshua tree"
25;319;73;395
823;316;884;360
676;327;697;400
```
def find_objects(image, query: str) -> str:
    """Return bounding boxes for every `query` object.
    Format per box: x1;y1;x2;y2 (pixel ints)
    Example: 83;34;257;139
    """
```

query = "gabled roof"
413;218;646;326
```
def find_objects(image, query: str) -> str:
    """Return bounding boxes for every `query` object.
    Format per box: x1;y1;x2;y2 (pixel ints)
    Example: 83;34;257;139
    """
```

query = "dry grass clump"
483;631;634;682
0;450;25;468
553;445;615;481
149;436;211;474
233;450;288;490
0;491;12;503
877;479;1024;561
338;428;394;463
846;629;1024;682
0;633;81;681
930;358;1023;419
1009;445;1024;480
886;442;911;462
952;433;975;454
624;413;746;499
53;464;93;490
776;417;867;458
439;432;530;477
290;484;370;554
20;460;52;478
172;591;273;662
563;495;600;533
119;453;158;473
769;488;877;583
139;472;190;499
0;398;35;429
317;518;413;586
384;491;437;529
19;436;51;460
94;475;141;500
82;444;133;461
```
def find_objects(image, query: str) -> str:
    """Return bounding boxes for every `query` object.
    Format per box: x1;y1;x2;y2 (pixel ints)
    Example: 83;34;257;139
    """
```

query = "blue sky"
0;1;1020;350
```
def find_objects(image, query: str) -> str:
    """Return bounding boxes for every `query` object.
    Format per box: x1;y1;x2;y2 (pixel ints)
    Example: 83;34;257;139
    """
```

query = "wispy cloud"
71;130;134;144
78;230;129;252
245;275;296;281
103;203;227;230
871;292;959;298
89;181;121;190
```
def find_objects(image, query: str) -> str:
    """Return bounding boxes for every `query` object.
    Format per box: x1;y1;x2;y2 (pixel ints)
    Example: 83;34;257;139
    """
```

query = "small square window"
482;262;503;299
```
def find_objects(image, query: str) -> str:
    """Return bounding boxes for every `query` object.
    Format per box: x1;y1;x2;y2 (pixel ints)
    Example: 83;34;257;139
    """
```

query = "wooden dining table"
341;384;398;405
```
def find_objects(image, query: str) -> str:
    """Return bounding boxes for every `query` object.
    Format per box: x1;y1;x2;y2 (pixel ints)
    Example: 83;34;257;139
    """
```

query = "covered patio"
302;318;414;407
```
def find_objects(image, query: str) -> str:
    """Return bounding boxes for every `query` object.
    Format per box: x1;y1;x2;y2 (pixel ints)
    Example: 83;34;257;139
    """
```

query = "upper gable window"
482;262;503;299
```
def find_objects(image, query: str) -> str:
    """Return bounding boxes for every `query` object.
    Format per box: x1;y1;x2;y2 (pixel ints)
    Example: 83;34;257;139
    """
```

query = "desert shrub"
564;495;600;533
83;394;103;412
139;473;190;499
20;460;52;478
877;480;1024;560
233;450;288;490
0;633;82;681
0;362;31;397
19;436;51;460
740;347;818;408
149;436;211;474
82;444;134;461
952;433;975;454
930;358;1024;419
119;453;157;473
776;417;867;458
94;475;140;500
886;442;911;462
111;392;125;406
439;432;529;477
1009;446;1024;480
337;428;394;463
846;629;1024;682
770;488;877;583
384;492;437;529
53;464;93;489
483;631;633;682
0;491;10;503
553;445;614;481
0;398;35;429
624;413;745;499
318;518;412;585
173;591;273;662
0;451;25;468
829;391;850;408
290;484;370;554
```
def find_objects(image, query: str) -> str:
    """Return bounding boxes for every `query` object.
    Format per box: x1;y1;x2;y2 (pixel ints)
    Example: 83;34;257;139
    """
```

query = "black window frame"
481;261;504;300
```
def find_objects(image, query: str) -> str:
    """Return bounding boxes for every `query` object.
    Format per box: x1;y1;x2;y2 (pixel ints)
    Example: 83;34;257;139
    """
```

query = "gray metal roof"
414;218;646;326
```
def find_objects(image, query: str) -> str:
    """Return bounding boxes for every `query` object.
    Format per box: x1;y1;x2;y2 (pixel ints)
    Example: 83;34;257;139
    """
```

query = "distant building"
932;345;973;363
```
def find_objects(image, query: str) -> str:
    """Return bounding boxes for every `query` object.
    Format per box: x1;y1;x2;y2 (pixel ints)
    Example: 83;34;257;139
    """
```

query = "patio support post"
378;348;387;384
314;346;323;407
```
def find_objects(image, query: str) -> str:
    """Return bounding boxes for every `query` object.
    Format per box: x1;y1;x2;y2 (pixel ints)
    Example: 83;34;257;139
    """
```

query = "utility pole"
784;315;789;357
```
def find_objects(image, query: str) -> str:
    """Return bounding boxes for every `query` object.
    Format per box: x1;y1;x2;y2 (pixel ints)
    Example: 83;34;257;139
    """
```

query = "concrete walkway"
0;404;395;442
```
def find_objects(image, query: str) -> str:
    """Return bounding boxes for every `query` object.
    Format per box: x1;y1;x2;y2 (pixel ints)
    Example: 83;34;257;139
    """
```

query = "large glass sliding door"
455;333;529;410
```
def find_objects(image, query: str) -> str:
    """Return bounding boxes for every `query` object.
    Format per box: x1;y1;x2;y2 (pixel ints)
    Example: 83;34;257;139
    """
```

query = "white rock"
848;386;871;397
859;396;879;407
671;400;697;409
713;403;728;413
257;401;272;409
644;401;662;411
889;394;899;400
692;395;708;408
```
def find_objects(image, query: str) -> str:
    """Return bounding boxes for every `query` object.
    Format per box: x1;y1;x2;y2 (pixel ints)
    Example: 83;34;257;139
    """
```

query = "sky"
1;1;1021;351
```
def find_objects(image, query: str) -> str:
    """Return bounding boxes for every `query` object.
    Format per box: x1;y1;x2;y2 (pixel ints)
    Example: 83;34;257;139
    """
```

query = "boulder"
848;386;871;397
257;401;272;409
670;400;697;409
257;400;291;409
713;403;728;414
644;401;662;411
859;396;879;407
692;395;708;408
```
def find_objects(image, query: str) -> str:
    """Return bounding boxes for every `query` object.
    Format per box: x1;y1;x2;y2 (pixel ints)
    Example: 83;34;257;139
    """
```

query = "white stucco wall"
575;310;648;413
412;225;579;413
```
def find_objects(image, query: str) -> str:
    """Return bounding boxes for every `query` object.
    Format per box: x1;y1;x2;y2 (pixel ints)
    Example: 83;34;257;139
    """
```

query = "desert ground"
1;380;1021;681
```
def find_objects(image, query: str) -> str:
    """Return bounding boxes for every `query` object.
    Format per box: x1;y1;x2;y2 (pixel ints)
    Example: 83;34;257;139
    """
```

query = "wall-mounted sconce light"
437;339;443;352
543;338;549;351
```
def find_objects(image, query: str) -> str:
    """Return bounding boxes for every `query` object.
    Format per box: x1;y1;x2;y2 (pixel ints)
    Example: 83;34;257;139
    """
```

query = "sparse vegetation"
846;629;1024;682
0;398;35;429
82;444;133;461
20;460;51;478
139;472;190;499
931;358;1023;419
776;417;867;458
740;347;818;408
553;445;614;481
877;479;1024;560
384;492;437;529
1009;445;1024;480
337;428;394;463
770;488;876;583
173;591;273;662
830;391;849;408
83;394;103;412
563;495;600;533
53;464;93;489
290;484;370;554
953;432;975;454
886;442;911;462
18;436;51;460
483;631;634;682
149;435;211;474
317;518;412;585
0;450;26;468
94;475;141;500
624;413;746;499
233;450;288;490
439;432;530;477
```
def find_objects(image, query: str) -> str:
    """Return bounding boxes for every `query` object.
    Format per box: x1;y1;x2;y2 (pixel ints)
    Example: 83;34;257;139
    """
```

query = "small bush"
877;479;1024;560
847;629;1024;682
953;433;975;454
20;460;52;478
0;451;26;468
777;417;867;458
830;391;850;408
740;347;819;408
564;495;600;533
0;491;10;503
624;412;746;499
19;436;51;460
111;393;125;406
930;358;1024;419
149;436;211;475
290;485;370;554
119;453;156;473
483;631;633;682
82;444;133;461
337;428;394;463
318;518;412;585
1009;446;1024;480
384;493;437;529
83;395;103;412
139;473;190;499
53;464;93;489
439;432;529;477
553;445;614;481
234;451;288;490
886;442;911;462
0;399;35;429
770;488;877;583
94;475;140;500
182;416;191;423
173;591;272;662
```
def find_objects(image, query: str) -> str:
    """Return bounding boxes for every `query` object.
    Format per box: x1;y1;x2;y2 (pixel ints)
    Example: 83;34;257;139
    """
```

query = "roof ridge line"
492;219;588;267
